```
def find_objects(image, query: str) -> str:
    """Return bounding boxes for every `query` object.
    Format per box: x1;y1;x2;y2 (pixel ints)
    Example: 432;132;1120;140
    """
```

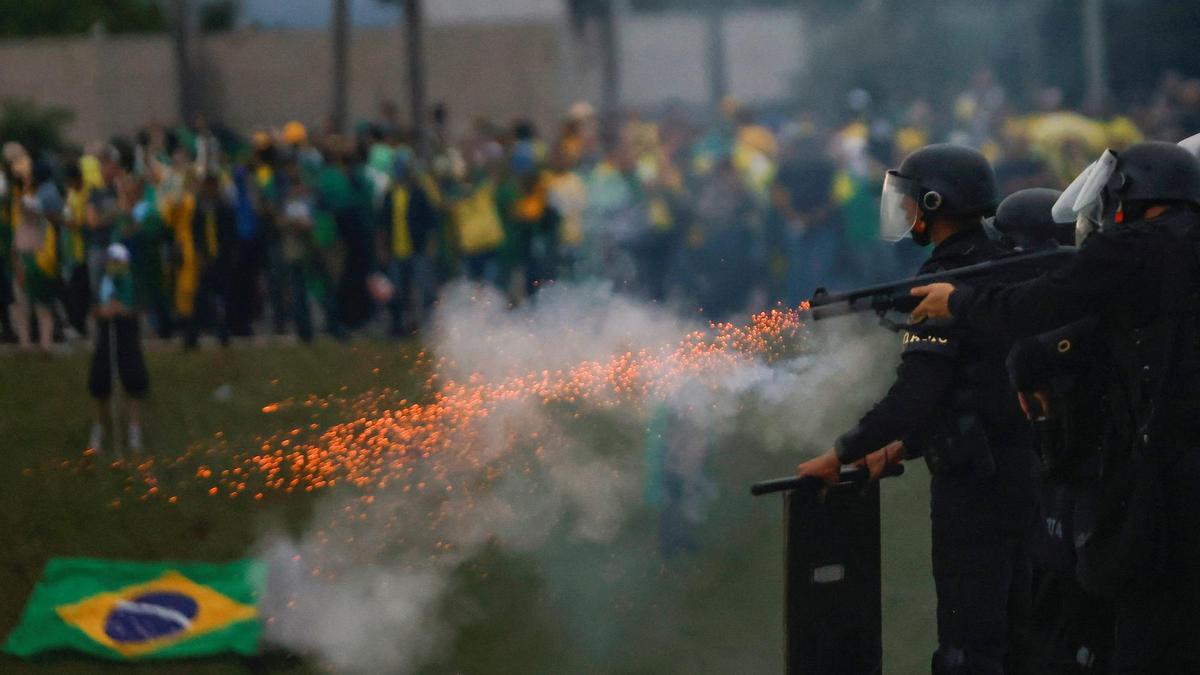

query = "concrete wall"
0;32;178;143
201;23;564;136
0;8;804;145
426;0;564;24
724;9;805;104
0;23;566;144
618;8;804;108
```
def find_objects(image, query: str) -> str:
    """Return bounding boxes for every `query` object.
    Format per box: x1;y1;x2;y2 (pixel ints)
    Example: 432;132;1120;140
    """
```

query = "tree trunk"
1021;0;1050;99
1082;0;1108;113
597;0;621;117
170;0;198;124
405;0;427;157
331;0;350;133
706;5;727;110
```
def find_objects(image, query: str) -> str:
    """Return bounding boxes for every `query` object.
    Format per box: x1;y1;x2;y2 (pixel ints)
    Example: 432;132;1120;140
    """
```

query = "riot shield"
752;465;904;675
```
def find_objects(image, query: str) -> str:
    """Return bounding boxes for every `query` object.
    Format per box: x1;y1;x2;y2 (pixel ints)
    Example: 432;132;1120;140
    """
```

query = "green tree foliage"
0;99;74;155
200;0;239;33
0;0;166;37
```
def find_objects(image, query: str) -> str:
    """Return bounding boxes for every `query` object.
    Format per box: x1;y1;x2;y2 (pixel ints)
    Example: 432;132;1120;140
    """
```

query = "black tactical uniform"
1008;319;1114;673
836;224;1037;675
997;189;1112;672
949;142;1200;673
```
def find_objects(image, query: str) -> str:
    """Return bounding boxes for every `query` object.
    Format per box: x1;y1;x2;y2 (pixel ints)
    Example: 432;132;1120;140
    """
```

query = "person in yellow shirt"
546;149;588;280
448;159;505;288
503;137;559;298
732;107;778;202
377;151;438;337
158;154;199;336
182;174;236;349
62;163;93;336
9;154;59;353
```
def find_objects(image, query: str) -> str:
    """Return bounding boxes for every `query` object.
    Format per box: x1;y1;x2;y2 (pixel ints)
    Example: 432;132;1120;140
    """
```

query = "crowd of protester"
3;69;1200;356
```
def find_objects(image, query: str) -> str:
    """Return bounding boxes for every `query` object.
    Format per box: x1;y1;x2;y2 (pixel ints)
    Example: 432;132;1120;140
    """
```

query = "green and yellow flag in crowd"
3;557;264;660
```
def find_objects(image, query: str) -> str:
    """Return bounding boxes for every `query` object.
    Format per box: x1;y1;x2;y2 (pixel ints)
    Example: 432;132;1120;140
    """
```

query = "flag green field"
4;558;263;661
0;340;936;673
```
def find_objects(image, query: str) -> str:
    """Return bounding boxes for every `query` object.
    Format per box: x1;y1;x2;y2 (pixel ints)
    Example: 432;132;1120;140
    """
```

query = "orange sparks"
63;304;809;503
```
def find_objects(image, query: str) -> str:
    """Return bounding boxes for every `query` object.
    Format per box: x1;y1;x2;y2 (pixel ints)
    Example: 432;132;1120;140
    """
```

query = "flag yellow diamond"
55;571;257;658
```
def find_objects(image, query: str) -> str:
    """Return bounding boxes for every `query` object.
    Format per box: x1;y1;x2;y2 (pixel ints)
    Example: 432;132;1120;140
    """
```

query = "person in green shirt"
314;137;374;336
119;174;173;339
87;243;149;455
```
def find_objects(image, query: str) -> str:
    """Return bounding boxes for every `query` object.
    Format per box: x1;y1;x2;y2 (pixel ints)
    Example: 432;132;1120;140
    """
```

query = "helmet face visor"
1053;161;1096;224
1051;150;1119;225
880;171;921;242
1072;149;1118;217
1179;131;1200;159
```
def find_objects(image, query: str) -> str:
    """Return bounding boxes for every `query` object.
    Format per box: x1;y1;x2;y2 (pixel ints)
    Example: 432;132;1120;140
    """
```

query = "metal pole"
331;0;351;133
1020;0;1050;97
169;0;197;124
405;0;427;158
706;4;728;110
1082;0;1108;112
598;0;622;117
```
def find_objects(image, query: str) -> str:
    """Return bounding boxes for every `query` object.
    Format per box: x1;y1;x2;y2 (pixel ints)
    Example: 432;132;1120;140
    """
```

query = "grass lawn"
0;340;934;674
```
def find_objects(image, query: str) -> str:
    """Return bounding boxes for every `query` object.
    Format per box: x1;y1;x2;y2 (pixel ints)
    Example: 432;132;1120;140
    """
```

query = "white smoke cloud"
430;280;693;381
259;537;449;673
256;281;899;673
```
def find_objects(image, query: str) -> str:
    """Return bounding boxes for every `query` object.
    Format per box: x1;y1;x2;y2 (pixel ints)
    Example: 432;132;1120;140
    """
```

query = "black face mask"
1103;199;1148;231
911;220;932;246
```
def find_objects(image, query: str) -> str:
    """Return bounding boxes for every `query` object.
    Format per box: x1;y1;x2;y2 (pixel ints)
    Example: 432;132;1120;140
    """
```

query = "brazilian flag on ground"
4;558;264;660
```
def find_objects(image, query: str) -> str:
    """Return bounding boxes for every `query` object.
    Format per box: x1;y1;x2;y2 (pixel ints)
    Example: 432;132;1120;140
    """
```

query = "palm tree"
404;0;426;156
331;0;350;132
567;0;620;116
169;0;198;124
375;0;426;155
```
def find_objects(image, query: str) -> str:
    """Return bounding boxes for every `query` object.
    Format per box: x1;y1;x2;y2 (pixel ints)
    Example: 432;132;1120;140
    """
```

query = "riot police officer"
911;141;1200;673
1008;316;1115;674
798;144;1038;674
998;187;1113;672
989;188;1074;250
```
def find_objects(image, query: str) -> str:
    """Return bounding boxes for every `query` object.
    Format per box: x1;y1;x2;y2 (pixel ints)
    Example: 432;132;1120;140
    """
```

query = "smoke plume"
256;280;897;672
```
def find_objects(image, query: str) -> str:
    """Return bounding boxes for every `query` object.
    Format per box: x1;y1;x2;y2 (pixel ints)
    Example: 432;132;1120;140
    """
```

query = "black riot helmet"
1111;141;1200;209
1055;141;1200;243
993;188;1073;248
880;144;998;246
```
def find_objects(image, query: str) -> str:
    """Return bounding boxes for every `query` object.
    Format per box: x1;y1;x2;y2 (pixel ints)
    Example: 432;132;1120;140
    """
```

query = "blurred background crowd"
5;65;1200;353
0;0;1197;354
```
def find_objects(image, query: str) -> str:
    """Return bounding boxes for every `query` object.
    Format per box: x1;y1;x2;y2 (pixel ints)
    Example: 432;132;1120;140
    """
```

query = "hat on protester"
106;243;131;265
